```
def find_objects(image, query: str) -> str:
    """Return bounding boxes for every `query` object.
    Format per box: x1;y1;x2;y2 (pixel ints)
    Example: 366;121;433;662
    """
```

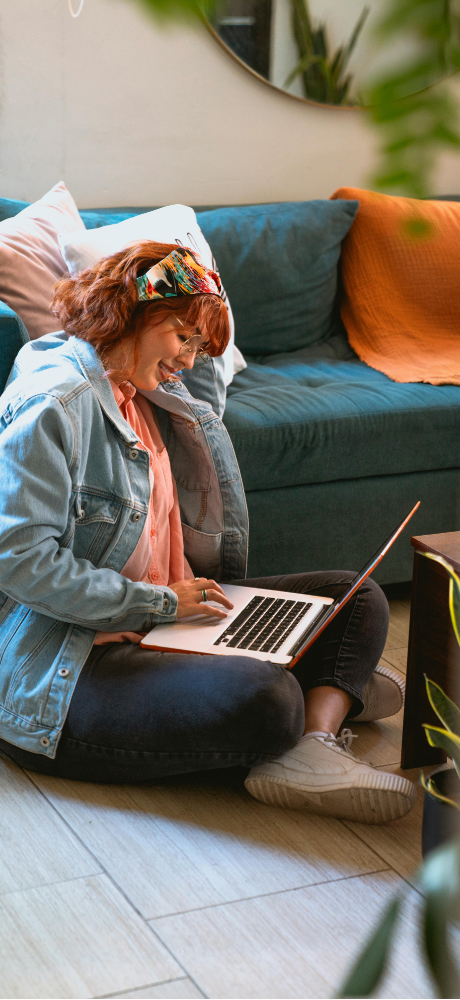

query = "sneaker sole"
245;769;416;824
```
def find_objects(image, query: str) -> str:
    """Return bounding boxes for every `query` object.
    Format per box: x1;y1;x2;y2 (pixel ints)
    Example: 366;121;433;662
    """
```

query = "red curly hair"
51;240;230;379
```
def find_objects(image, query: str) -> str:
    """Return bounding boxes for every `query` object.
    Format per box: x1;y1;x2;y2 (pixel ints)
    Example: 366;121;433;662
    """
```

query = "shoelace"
323;728;358;756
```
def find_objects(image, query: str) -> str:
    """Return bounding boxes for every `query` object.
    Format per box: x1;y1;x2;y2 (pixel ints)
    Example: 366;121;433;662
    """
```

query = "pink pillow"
0;182;84;339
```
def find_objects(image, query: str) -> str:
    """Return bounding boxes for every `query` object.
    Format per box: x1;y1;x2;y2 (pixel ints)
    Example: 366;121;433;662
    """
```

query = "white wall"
0;0;458;207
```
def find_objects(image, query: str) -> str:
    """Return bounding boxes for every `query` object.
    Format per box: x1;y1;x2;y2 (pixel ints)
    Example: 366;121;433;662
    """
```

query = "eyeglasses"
175;318;210;363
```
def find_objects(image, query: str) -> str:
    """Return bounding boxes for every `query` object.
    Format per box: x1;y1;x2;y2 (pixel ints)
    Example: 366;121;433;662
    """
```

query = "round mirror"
208;0;451;107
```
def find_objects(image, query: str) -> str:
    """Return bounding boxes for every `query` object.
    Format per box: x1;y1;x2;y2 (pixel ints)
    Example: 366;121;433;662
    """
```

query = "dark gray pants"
0;571;389;783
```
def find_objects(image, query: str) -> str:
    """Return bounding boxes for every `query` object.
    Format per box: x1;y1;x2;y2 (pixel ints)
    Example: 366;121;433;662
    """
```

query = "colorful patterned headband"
136;246;221;302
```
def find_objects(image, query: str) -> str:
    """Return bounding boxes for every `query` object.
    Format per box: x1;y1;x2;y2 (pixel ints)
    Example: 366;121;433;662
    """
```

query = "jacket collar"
69;336;138;445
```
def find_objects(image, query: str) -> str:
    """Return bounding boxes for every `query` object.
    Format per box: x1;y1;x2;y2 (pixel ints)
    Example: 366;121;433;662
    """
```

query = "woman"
0;240;415;824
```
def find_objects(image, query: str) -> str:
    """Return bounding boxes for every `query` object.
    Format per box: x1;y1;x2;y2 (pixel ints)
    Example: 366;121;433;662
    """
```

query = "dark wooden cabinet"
402;533;460;769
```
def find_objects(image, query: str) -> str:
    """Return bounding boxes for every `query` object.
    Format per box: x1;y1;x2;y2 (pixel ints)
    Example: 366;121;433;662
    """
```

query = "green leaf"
401;215;436;237
424;895;460;998
425;676;460;737
419;835;460;904
284;54;323;88
423;724;460;777
420;838;460;997
135;0;211;22
420;771;460;810
336;898;401;998
450;574;460;647
420;553;460;646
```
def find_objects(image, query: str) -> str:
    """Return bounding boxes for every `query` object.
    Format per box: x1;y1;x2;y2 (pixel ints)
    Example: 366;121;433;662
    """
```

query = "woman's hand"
169;578;234;620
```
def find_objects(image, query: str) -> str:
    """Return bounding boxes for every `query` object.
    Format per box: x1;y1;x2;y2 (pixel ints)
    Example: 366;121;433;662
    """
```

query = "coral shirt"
95;380;193;644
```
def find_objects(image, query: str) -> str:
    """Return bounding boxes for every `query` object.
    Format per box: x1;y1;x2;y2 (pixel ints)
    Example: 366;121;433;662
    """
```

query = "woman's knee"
240;659;305;755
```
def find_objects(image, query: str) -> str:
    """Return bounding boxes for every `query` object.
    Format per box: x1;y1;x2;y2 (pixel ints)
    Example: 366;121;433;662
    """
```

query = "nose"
178;352;195;370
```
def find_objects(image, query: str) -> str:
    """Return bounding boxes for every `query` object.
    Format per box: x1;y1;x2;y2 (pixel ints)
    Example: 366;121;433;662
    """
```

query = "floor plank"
0;756;100;895
0;874;181;1000
343;766;424;887
349;707;404;768
381;646;408;675
153;872;433;999
29;774;387;919
106;977;205;998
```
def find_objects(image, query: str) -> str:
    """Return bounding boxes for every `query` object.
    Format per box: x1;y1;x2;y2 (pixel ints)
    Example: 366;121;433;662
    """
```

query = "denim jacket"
0;333;248;756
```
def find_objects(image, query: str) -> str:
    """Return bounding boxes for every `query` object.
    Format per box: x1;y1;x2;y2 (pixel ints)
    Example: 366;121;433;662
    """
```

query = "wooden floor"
0;594;438;999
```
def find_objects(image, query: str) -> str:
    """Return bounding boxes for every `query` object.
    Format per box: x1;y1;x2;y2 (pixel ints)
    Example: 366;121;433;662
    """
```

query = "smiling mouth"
158;361;180;380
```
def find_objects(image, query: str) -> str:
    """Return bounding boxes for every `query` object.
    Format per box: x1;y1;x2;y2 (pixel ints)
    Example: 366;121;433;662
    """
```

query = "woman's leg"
236;570;390;725
0;645;304;783
238;571;415;822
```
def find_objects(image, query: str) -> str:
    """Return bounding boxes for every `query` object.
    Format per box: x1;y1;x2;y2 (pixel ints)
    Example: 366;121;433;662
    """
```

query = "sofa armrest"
0;301;30;394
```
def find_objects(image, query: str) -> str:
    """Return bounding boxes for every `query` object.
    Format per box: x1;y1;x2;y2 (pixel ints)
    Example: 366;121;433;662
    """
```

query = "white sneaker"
245;729;416;824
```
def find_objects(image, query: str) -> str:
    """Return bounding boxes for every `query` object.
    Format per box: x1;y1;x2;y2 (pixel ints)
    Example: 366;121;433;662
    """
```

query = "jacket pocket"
181;523;223;580
72;490;122;564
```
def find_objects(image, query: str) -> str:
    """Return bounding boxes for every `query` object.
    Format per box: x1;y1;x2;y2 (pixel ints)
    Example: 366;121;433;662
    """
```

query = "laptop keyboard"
213;596;312;654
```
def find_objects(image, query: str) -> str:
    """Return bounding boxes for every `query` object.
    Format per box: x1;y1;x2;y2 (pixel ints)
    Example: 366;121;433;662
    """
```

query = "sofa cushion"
197;200;359;356
78;207;152;228
0;302;29;394
0;182;85;340
224;334;460;491
331;186;460;386
0;196;29;222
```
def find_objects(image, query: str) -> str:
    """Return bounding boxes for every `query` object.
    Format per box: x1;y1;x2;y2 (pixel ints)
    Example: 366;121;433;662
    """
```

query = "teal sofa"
2;196;460;584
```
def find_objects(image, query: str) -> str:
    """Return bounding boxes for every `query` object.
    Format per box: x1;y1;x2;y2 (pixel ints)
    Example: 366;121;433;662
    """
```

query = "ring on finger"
201;589;207;602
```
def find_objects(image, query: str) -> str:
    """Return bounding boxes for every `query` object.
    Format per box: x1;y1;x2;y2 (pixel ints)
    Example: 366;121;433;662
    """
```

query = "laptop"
141;502;420;669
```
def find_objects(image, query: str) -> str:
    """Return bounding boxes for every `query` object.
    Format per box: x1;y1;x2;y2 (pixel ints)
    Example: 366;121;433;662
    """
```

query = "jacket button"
58;668;70;677
129;449;139;460
40;737;50;747
132;511;142;522
163;598;170;609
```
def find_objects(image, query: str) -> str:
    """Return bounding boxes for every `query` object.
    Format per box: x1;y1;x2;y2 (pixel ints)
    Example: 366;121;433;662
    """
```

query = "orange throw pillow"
330;187;460;385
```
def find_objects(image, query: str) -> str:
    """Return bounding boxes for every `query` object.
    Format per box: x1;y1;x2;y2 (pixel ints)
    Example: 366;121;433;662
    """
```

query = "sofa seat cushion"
224;334;460;491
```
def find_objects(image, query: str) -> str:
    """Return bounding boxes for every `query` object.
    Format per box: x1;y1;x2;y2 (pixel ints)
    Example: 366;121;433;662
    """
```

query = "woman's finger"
194;577;227;599
198;587;233;609
199;604;228;619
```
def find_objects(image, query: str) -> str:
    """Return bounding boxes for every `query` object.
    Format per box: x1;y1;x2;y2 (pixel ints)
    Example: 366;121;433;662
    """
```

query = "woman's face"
118;314;205;391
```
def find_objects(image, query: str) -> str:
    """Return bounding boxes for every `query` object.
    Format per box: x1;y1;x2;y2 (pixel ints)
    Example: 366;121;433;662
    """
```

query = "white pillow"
58;204;246;386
